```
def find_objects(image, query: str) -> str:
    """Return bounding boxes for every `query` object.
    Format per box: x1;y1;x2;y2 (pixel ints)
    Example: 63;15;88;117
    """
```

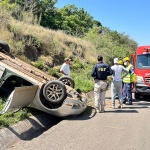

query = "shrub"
71;64;94;92
70;58;84;71
48;68;61;78
33;61;45;70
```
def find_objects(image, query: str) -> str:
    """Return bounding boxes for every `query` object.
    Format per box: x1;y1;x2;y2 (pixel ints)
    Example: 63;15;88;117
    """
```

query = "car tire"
0;40;10;53
134;92;140;99
43;80;67;104
58;76;75;88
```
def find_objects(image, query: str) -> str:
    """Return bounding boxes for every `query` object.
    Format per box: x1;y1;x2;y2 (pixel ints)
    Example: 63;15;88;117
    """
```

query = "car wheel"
0;40;10;53
58;76;75;88
134;92;140;99
43;80;67;104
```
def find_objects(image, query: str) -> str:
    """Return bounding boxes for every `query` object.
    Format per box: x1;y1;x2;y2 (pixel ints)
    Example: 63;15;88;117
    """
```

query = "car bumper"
58;97;87;117
135;83;150;95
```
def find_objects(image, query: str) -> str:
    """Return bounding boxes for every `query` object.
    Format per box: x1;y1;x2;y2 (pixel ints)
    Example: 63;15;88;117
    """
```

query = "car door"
0;85;38;114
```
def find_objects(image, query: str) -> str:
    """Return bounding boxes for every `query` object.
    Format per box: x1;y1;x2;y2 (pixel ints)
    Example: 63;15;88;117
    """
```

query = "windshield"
136;54;150;69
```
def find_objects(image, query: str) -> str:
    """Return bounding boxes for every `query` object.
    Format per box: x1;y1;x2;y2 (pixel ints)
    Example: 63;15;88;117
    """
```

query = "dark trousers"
122;82;132;104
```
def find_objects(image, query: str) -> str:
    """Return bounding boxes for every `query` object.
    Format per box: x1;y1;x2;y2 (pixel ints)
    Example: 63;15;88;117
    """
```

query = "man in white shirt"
60;58;71;76
111;58;128;108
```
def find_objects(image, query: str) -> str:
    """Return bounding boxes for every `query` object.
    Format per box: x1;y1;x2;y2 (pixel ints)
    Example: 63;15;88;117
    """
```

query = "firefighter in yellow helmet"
118;60;123;65
122;57;134;105
123;57;130;63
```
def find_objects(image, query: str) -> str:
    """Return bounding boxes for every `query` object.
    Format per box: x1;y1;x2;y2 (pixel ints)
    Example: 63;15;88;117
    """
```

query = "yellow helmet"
123;57;130;62
118;60;123;65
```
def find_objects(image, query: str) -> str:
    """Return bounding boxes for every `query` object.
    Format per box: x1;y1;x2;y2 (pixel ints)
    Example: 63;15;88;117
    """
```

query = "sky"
55;0;150;46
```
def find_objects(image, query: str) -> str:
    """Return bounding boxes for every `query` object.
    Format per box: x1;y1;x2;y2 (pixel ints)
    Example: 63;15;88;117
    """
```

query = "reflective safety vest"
123;64;134;83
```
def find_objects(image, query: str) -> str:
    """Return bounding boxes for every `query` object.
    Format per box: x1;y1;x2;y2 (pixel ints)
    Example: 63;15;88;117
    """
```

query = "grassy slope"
1;11;97;64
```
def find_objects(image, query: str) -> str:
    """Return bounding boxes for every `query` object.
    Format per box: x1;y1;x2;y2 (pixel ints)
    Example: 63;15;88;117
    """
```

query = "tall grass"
70;59;94;92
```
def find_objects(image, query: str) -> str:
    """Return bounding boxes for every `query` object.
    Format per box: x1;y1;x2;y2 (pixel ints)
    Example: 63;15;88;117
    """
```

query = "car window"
0;69;33;99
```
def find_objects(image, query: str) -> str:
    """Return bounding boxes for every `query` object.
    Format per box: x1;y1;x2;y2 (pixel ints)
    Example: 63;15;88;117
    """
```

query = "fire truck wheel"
134;93;140;99
0;41;10;53
43;80;67;104
58;76;75;88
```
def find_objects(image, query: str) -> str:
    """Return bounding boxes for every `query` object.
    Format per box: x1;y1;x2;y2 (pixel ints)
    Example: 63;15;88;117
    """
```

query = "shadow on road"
7;111;63;141
132;97;150;106
125;106;149;109
67;106;97;121
106;100;150;113
106;109;139;113
106;97;111;99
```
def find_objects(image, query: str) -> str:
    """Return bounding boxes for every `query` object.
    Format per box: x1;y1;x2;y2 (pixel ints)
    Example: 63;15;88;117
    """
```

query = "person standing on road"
60;58;71;76
114;59;124;99
122;57;134;105
118;59;125;95
111;58;128;109
91;54;113;113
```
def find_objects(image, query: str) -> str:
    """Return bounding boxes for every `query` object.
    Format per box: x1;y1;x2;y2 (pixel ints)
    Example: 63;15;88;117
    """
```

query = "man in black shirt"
91;54;113;113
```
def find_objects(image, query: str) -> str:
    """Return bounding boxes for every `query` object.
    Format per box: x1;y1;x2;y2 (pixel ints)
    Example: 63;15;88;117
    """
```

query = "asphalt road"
5;92;150;150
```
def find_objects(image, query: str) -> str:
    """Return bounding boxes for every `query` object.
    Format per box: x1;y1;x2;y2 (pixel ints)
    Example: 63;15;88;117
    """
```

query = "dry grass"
0;5;98;66
7;19;97;64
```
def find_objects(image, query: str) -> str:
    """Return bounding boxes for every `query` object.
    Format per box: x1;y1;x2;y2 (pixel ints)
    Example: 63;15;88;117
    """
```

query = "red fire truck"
131;46;150;99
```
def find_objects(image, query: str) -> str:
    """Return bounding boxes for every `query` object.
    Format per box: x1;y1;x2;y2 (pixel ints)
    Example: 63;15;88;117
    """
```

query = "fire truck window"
137;54;150;68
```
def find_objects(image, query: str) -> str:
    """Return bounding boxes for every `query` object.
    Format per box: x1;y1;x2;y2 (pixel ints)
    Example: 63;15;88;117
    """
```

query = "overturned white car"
0;41;87;117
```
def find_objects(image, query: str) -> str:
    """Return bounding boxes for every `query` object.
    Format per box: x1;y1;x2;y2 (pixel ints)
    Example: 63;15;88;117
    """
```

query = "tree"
0;0;58;24
83;26;137;65
0;1;101;36
58;4;102;37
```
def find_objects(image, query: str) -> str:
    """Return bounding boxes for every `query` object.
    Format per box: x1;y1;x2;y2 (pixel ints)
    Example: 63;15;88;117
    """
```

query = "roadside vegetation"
0;0;138;128
0;97;40;129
